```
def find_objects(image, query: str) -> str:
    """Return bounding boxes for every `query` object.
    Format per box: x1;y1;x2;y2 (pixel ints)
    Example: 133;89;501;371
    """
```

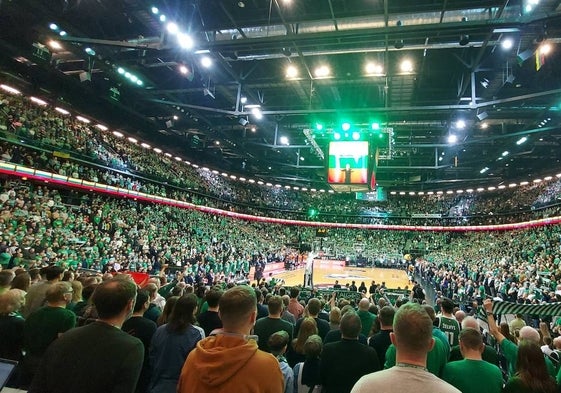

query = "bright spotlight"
342;122;351;131
456;119;466;129
177;33;193;49
333;132;341;140
539;43;552;55
315;123;323;131
502;151;509;156
481;122;488;129
48;40;62;50
400;59;413;73
365;62;383;74
240;96;247;104
371;122;380;130
54;107;69;115
516;136;528;145
59;31;67;37
501;38;514;50
49;23;59;31
352;132;361;140
279;136;289;145
251;107;263;120
159;15;166;22
314;65;330;78
167;22;179;35
179;65;188;74
286;65;298;78
448;134;458;144
117;67;125;74
151;6;159;14
201;56;212;68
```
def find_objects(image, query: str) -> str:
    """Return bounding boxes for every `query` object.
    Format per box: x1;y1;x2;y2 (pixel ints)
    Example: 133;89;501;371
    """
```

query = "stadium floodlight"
201;56;212;68
501;38;514;50
177;33;194;49
167;22;179;35
516;136;528;145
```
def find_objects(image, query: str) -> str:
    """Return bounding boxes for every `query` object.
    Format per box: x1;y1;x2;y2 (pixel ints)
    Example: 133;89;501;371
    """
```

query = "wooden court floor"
275;264;410;290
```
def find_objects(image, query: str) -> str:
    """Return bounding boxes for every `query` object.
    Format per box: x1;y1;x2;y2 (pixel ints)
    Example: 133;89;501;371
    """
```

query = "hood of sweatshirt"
191;334;260;387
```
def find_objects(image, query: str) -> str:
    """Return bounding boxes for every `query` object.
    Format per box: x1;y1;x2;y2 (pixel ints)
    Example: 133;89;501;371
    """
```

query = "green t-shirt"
385;335;449;377
501;339;556;377
357;309;377;337
24;306;76;356
442;359;503;393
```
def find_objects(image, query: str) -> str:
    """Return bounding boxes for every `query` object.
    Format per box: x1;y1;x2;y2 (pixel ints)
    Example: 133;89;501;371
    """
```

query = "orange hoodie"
177;334;284;393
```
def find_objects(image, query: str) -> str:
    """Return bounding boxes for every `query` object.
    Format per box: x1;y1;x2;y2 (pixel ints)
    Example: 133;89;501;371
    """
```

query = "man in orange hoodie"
177;285;283;393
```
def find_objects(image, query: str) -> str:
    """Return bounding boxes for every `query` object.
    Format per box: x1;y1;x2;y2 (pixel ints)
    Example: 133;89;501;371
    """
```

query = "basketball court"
274;259;410;290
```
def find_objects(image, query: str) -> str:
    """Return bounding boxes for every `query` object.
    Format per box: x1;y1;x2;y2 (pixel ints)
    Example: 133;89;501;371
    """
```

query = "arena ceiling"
1;0;561;192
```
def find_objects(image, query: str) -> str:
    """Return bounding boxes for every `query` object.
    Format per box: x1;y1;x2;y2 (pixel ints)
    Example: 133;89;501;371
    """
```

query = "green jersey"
437;315;461;347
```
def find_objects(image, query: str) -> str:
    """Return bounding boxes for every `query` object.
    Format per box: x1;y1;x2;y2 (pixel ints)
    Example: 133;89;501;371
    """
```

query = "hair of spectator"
70;280;83;303
133;290;150;313
519;326;540;344
11;272;30;292
268;330;289;356
394;302;434;354
205;287;224;308
143;283;158;298
267;295;283;315
461;316;479;330
289;287;300;298
167;293;198;333
92;277;137;319
44;265;65;281
281;294;290;307
0;270;14;287
459;328;483;350
0;288;25;315
329;307;341;324
421;304;436;321
307;298;321;316
379;306;396;327
254;287;263;302
440;297;455;313
303;334;323;358
293;317;318;353
218;285;257;331
516;340;556;392
358;298;370;311
82;283;98;302
45;281;72;303
158;295;179;326
340;304;355;317
340;311;362;339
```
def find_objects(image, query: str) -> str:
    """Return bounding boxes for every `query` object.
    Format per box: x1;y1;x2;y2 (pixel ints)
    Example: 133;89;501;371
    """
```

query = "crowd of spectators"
2;90;561;227
3;262;561;392
2;87;561;392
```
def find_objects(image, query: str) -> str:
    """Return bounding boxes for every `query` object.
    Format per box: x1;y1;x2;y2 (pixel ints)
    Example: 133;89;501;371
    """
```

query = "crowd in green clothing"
2;90;561;227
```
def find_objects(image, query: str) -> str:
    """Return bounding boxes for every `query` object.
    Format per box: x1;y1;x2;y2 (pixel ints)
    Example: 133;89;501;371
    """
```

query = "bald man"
357;298;376;337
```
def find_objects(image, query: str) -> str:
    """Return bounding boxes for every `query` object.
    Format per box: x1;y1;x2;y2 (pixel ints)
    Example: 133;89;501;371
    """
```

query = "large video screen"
327;141;369;184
